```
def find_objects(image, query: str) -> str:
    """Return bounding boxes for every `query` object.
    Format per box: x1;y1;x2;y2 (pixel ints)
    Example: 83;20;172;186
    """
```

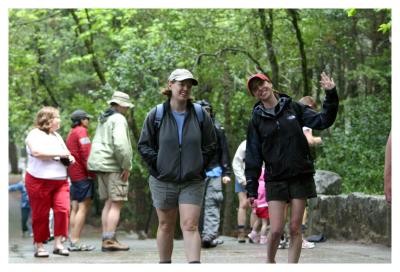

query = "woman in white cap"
138;69;217;263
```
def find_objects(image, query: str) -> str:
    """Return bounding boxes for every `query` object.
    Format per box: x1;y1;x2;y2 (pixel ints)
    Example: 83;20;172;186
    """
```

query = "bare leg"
237;192;249;226
104;201;123;233
70;198;91;243
155;208;177;262
266;201;287;263
260;218;269;236
179;204;202;263
101;199;112;233
70;200;78;232
288;199;306;263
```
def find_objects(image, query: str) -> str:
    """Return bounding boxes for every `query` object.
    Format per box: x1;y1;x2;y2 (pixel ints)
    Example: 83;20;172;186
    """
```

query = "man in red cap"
244;72;338;263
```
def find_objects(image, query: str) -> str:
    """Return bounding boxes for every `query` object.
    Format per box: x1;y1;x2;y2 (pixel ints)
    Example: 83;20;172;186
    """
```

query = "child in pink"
247;168;269;244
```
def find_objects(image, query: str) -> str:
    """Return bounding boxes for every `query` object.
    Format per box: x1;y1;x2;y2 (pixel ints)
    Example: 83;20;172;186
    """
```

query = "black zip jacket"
245;88;339;198
206;120;232;177
137;100;217;183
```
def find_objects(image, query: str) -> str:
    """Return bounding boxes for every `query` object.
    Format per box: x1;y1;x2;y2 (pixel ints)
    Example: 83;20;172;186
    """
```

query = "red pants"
25;172;70;243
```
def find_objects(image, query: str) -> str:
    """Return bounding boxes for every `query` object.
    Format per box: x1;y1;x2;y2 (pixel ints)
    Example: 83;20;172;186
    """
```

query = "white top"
232;140;246;185
25;128;67;180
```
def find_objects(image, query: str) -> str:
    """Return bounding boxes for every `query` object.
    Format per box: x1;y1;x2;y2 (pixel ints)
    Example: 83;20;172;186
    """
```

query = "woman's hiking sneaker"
302;239;315;249
259;235;268;245
278;235;289;249
101;237;129;252
68;240;95;251
247;231;260;244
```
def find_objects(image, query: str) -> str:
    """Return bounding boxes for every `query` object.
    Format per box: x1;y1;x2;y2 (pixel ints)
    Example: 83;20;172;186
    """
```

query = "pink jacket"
255;168;268;208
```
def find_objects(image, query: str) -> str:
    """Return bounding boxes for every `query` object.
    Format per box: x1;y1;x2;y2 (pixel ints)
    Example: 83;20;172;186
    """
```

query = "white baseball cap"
168;69;198;86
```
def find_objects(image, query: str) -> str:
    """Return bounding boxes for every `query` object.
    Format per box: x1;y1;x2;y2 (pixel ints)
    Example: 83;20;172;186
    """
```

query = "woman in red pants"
25;106;75;257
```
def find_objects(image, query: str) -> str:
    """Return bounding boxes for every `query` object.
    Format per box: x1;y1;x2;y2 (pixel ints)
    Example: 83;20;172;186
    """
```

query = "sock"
102;232;115;240
237;225;245;230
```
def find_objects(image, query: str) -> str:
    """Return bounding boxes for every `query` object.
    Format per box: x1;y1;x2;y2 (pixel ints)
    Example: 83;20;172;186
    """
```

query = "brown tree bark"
33;26;60;107
9;141;19;174
221;66;234;236
69;9;107;86
287;9;311;96
258;9;280;89
127;109;150;234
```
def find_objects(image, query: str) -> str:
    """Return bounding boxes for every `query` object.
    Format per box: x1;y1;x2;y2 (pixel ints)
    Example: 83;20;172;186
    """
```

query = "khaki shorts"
97;172;129;201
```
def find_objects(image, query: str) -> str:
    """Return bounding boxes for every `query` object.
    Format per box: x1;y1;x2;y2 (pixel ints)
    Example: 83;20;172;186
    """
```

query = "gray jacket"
137;100;217;183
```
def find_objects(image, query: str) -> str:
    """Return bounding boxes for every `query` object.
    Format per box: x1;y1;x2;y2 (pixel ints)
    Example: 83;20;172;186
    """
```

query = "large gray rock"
314;170;342;195
307;193;391;246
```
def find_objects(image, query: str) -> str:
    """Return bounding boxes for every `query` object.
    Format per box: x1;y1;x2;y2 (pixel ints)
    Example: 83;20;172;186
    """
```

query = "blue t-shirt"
206;166;223;178
172;110;188;145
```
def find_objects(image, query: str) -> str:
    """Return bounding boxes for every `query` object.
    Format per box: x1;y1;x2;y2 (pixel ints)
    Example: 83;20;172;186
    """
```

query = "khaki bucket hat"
107;91;134;108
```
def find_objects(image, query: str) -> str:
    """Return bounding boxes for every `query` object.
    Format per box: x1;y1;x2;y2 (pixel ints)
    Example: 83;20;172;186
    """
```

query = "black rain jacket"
245;88;339;198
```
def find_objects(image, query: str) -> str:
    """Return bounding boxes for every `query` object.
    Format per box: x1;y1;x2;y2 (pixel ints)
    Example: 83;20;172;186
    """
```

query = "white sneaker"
302;239;315;249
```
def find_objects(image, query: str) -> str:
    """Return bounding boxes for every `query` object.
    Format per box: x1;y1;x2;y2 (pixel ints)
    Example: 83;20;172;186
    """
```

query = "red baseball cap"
247;73;271;95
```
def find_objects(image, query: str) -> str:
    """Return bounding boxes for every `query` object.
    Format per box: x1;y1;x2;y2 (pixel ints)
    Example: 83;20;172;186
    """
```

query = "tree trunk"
33;26;60;107
287;9;311;96
258;9;280;89
221;66;234;236
127;109;150;234
69;9;107;86
9;141;19;174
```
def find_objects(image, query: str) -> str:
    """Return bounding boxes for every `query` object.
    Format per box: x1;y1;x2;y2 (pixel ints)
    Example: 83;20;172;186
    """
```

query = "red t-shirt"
66;126;95;181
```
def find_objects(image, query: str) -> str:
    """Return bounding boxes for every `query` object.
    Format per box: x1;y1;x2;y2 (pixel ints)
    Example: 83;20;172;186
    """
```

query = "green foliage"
8;8;392;232
316;93;391;194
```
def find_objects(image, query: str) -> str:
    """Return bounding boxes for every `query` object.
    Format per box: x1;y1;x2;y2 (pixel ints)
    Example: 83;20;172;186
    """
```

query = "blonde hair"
299;96;317;110
35;106;59;134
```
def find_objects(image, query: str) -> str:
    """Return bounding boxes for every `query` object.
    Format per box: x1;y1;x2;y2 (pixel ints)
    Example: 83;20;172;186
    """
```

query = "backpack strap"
193;103;204;129
154;103;164;129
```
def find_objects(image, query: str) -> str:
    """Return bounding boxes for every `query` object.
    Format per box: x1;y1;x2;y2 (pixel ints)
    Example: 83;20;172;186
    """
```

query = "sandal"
53;247;69;256
34;248;49;258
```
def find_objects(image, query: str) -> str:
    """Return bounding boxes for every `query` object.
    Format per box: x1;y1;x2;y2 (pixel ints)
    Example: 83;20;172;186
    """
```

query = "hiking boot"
101;238;129;252
237;230;246;243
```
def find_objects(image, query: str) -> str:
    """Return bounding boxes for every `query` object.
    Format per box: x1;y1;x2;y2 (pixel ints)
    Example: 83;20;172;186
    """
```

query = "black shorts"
266;174;317;202
70;179;94;202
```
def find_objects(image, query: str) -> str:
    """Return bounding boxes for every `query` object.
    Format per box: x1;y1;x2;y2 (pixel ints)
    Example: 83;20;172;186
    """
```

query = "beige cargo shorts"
97;172;129;201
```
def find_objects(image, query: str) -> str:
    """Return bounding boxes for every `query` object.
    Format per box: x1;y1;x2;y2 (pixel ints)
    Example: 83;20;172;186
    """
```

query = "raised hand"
320;72;336;90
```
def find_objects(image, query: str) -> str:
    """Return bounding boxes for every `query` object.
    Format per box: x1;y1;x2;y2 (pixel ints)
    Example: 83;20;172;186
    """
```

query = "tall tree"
258;9;280;88
69;9;107;86
287;9;311;96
